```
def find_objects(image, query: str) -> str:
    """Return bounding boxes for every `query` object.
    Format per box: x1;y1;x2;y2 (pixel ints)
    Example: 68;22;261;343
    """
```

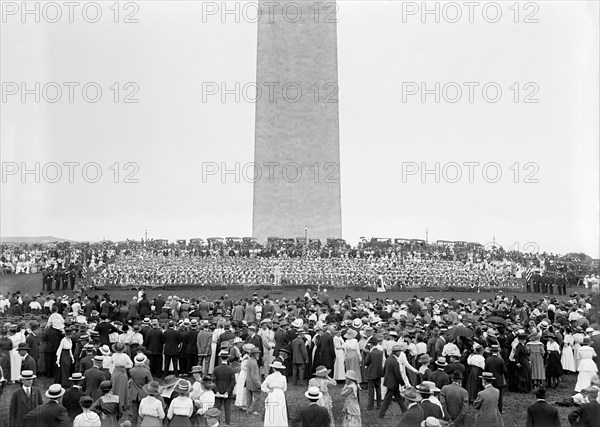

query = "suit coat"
185;329;199;355
526;400;560;427
568;401;600;427
25;332;40;361
197;330;213;355
383;355;404;390
144;328;164;354
22;400;70;427
21;354;37;374
213;362;236;397
397;403;425;427
247;334;264;361
292;403;331;427
9;386;43;427
429;369;450;389
473;385;504;427
246;357;262;391
440;383;469;423
163;329;181;356
591;334;600;367
62;386;85;421
365;348;384;379
83;366;110;400
319;331;336;370
129;365;153;401
79;355;93;373
291;336;309;364
421;399;444;419
273;329;290;358
484;355;508;387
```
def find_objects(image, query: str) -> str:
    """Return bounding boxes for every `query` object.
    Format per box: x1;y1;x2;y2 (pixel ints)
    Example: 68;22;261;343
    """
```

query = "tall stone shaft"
253;1;342;243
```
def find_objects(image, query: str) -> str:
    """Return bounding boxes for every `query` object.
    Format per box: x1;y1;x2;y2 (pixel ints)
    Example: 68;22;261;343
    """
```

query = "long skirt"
546;351;563;379
264;388;288;427
111;366;129;408
515;362;532;393
140;415;163;427
169;415;192;427
208;343;217;374
334;349;346;380
55;349;72;387
561;346;576;372
234;370;247;407
574;359;599;392
345;350;362;383
466;365;483;402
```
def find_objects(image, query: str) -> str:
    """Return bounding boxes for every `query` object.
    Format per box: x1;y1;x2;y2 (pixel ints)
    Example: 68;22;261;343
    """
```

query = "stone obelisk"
253;1;342;243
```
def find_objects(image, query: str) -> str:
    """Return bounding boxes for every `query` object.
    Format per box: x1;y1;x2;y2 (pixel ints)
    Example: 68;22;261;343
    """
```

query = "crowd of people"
0;287;599;427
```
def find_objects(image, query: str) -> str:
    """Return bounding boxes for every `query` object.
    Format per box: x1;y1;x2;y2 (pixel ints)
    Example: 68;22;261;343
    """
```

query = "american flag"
526;268;535;283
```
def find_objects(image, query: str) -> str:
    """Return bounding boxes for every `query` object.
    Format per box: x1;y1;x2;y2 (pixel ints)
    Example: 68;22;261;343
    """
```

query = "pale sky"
1;1;599;257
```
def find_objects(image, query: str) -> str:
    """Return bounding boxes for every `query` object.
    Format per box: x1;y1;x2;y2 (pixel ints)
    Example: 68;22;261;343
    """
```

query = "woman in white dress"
8;325;24;383
209;321;225;375
574;338;598;392
561;330;576;373
343;329;362;383
261;360;288;427
234;345;251;410
333;330;346;381
573;328;585;371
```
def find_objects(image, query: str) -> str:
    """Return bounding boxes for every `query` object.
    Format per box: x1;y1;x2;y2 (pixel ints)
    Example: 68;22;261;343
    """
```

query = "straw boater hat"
480;372;496;381
99;345;111;356
69;372;85;382
435;357;448;367
421;417;441;427
21;370;36;380
45;384;65;399
134;354;147;365
313;366;331;377
175;380;190;395
421;381;441;393
270;360;286;370
190;366;203;374
305;386;323;400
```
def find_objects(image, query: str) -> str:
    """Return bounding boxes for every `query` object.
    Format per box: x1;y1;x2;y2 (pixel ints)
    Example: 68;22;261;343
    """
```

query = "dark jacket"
213;362;236;397
484;355;508;388
144;328;164;354
397;402;425;427
292;403;331;427
21;354;37;374
383;355;404;389
163;329;181;356
526;400;560;427
365;347;384;379
9;386;43;427
421;399;444;419
319;331;336;370
291;336;309;364
568;401;600;427
440;382;469;423
22;400;70;427
429;369;450;390
83;366;110;401
62;386;85;421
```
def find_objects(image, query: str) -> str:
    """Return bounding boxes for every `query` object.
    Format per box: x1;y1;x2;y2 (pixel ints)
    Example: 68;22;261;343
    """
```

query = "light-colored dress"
208;328;224;375
258;328;275;377
333;335;346;380
526;341;545;381
561;333;576;372
573;333;584;371
8;331;24;382
308;376;336;427
261;370;288;427
73;410;102;427
235;354;249;407
343;338;362;383
341;382;361;427
109;352;133;408
574;345;598;392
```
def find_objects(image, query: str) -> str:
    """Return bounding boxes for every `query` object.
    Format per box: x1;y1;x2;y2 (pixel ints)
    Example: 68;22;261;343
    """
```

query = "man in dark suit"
418;382;444;419
319;326;336;370
216;323;235;357
22;383;70;427
440;371;469;427
429;357;450;390
62;373;86;422
186;319;200;371
568;387;600;427
18;342;37;374
9;370;43;427
25;322;41;362
484;344;508;413
79;344;95;373
379;344;407;419
526;388;560;427
245;346;262;415
291;386;331;427
364;336;384;410
247;325;264;368
83;356;110;400
163;320;181;376
94;314;119;346
291;333;309;386
144;319;165;377
273;321;290;358
213;350;236;426
397;386;425;427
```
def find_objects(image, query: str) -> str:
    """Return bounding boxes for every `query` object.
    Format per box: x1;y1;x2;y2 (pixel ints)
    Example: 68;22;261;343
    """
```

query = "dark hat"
143;381;160;396
17;342;30;351
451;371;464;380
201;375;216;389
99;380;112;391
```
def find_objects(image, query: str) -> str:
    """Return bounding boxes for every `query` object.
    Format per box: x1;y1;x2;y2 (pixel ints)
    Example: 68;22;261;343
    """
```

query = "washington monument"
252;1;342;243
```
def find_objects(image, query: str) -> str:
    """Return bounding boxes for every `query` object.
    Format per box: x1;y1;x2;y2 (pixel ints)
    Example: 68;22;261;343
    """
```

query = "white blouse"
467;354;485;370
139;395;165;420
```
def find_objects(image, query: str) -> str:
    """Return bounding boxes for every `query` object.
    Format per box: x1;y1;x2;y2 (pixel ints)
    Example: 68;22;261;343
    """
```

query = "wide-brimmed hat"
45;384;65;399
190;365;203;374
112;342;125;352
421;381;441;393
351;318;363;328
201;376;216;389
69;372;85;382
479;372;496;380
21;370;36;380
99;345;111;356
418;354;431;364
401;386;422;402
305;386;323;400
435;357;448;367
143;381;160;396
242;343;255;353
270;361;286;370
344;329;358;339
313;366;331;377
416;384;433;395
345;370;360;382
